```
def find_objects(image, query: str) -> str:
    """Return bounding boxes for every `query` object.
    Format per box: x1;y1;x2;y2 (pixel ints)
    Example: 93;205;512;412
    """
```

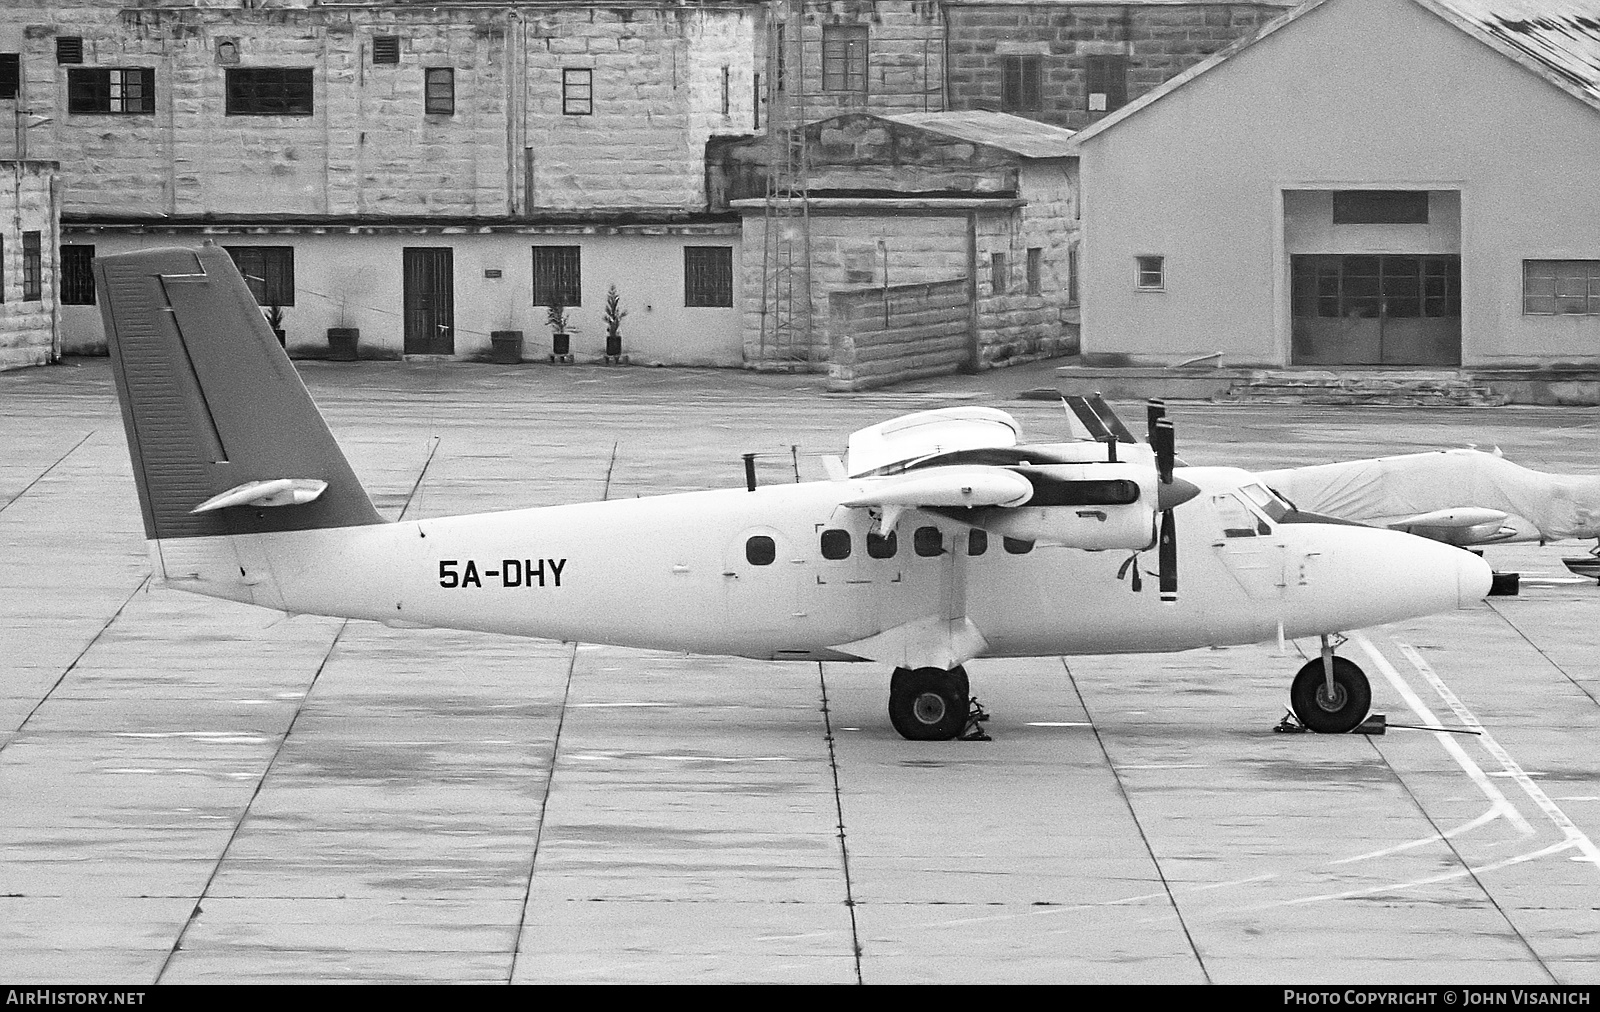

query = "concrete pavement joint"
1061;656;1213;984
0;429;94;515
154;617;351;984
815;662;863;985
1484;599;1599;709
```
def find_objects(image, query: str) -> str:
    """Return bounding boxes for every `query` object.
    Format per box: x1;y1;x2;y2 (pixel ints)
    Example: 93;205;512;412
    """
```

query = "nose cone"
1456;547;1494;608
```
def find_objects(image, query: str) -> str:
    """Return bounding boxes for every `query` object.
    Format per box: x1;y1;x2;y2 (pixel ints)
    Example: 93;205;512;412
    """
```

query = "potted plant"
263;300;286;348
327;298;359;362
602;284;628;364
546;297;575;363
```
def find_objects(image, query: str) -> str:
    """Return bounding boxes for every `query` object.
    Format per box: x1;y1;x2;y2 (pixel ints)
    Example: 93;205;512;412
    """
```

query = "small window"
866;530;898;559
60;246;95;306
56;37;83;65
226;68;314;116
214;39;240;66
67;68;155;115
1086;54;1127;112
1001;56;1041;112
1523;260;1600;316
746;536;776;566
820;529;851;560
372;36;400;65
684;246;734;308
1332;190;1428;225
967;529;988;556
1026;248;1043;296
721;65;730;116
425;67;454;115
22;232;41;302
562;68;593;116
0;54;19;100
1136;255;1164;291
222;246;295;307
913;526;944;558
1003;537;1034;555
533;246;581;307
1067;246;1079;306
991;252;1007;295
822;24;868;94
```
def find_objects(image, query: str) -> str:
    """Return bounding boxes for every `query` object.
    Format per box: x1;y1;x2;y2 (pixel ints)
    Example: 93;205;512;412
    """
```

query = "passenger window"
820;528;851;560
746;535;776;565
1003;537;1034;555
867;530;898;559
913;526;943;557
967;529;988;556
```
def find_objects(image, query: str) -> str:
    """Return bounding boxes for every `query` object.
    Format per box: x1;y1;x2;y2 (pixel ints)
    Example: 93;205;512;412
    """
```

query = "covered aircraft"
94;244;1493;741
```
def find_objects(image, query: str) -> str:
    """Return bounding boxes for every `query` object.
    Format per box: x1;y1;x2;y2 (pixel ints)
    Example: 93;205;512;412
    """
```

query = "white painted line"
1330;804;1505;866
1352;631;1535;837
1279;839;1576;907
1395;639;1600;870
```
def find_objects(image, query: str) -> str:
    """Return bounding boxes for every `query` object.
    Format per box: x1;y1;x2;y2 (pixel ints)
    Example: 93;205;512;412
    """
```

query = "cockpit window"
1214;494;1266;538
1238;483;1290;523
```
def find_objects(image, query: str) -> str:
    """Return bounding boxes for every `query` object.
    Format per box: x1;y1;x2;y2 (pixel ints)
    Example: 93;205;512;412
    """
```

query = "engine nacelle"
965;459;1158;550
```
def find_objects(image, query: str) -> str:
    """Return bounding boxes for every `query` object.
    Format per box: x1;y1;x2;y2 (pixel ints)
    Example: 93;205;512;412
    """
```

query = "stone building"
943;1;1292;130
0;160;60;372
1070;0;1600;396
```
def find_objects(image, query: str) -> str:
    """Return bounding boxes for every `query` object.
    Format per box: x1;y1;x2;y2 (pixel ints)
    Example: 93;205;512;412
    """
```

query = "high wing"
1259;448;1600;546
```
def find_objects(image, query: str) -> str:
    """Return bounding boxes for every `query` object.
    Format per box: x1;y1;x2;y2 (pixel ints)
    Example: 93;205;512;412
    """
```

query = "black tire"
1290;656;1372;734
889;666;968;741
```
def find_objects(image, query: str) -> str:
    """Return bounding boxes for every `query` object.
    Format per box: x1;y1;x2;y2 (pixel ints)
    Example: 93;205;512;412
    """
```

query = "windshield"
1238;483;1290;522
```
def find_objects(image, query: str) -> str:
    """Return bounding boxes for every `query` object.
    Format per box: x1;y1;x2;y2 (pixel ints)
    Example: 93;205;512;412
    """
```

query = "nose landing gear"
1288;634;1372;734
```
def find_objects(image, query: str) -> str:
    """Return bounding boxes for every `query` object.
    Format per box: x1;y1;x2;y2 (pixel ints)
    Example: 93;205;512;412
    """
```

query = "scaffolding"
756;1;812;368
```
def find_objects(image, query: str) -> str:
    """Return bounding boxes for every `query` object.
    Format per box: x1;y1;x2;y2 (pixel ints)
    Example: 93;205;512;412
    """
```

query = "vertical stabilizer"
96;243;384;540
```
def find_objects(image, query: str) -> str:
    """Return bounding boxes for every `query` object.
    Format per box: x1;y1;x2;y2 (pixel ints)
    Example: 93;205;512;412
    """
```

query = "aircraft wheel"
889;666;968;741
1289;656;1371;734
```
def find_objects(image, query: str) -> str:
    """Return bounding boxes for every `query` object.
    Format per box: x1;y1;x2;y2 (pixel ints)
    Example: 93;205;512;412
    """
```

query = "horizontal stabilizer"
1387;507;1517;546
191;479;329;514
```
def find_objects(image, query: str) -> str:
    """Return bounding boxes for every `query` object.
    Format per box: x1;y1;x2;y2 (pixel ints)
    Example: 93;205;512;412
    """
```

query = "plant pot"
327;327;359;362
551;332;570;358
490;330;524;365
605;334;622;358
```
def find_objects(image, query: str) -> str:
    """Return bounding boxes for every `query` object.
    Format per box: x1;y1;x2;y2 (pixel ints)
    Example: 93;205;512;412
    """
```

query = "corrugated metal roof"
1422;1;1600;109
881;111;1078;159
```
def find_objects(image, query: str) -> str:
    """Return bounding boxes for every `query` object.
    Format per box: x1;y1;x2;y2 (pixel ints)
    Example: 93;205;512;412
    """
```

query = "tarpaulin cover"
1258;449;1600;542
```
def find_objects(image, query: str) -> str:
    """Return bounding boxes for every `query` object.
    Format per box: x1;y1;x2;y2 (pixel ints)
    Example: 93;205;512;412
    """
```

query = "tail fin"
96;243;384;541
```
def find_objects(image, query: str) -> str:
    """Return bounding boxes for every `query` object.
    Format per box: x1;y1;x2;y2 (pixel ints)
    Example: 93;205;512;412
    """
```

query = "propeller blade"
1146;399;1166;441
1158;508;1178;602
1152;418;1175;485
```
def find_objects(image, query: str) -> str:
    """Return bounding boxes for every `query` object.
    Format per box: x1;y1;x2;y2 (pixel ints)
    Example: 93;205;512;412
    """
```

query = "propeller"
1146;400;1193;603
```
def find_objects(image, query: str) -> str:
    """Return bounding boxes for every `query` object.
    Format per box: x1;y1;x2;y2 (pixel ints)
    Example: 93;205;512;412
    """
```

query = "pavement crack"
816;662;864;984
153;618;350;984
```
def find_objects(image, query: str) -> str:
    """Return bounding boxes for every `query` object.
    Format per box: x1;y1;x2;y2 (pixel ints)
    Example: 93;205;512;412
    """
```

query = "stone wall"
767;1;945;123
945;2;1290;130
0;161;60;372
827;278;969;391
0;2;758;217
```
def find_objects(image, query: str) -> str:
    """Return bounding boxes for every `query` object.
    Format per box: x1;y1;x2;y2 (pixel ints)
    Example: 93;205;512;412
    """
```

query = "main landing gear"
1287;634;1372;734
888;665;988;741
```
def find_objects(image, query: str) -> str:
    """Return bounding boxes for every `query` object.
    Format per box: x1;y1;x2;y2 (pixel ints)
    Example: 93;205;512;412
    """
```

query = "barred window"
1523;260;1600;316
1026;247;1043;296
562;68;592;116
61;246;96;306
991;252;1007;295
226;68;313;116
822;25;868;94
1086;55;1127;113
684;246;733;308
372;36;400;65
424;67;454;115
67;68;155;115
22;232;41;302
223;246;295;307
56;37;83;65
1002;56;1041;112
533;246;581;307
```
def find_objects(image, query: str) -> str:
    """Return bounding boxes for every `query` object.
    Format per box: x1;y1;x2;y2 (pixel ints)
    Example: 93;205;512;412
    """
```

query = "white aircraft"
95;245;1493;741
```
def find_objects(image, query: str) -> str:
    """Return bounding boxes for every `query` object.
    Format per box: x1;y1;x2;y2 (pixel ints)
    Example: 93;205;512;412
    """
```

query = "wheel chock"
1355;712;1387;736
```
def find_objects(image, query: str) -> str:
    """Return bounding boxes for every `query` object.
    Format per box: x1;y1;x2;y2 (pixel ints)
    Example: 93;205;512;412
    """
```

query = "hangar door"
1291;254;1460;366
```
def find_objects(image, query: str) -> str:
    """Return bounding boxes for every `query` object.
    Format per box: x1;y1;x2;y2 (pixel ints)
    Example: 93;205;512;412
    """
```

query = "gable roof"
1070;0;1600;147
882;111;1077;159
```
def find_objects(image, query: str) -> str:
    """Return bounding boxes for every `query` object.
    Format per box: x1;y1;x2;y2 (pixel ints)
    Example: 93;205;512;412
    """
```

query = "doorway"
1291;254;1461;366
403;247;455;355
